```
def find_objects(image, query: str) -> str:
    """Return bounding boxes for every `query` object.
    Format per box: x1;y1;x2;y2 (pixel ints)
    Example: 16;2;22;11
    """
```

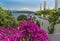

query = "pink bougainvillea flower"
0;20;48;41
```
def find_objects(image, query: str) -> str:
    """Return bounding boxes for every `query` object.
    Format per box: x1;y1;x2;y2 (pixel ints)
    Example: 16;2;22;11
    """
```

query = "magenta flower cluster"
0;20;48;41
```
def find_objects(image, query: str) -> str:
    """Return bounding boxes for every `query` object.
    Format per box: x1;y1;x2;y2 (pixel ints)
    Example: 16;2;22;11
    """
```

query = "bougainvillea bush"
0;20;48;41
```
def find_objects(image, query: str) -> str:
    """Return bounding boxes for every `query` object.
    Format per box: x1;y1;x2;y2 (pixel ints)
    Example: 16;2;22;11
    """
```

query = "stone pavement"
48;34;60;41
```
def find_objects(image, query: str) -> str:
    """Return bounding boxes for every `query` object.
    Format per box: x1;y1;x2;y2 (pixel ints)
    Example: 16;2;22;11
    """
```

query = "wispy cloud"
18;7;40;11
4;7;40;11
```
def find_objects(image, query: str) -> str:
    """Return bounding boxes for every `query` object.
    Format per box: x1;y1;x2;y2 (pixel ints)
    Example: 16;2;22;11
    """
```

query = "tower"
40;3;42;10
44;0;46;10
48;4;50;10
55;0;58;11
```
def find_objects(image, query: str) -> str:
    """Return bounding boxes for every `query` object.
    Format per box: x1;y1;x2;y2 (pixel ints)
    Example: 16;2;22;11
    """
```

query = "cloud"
1;0;60;11
19;7;40;11
4;7;40;11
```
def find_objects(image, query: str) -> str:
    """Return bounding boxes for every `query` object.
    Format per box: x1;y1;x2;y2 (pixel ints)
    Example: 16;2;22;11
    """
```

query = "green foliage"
48;26;55;34
36;11;43;15
37;9;60;34
0;6;17;28
36;9;53;16
36;20;40;27
48;10;60;34
58;8;60;10
17;15;27;21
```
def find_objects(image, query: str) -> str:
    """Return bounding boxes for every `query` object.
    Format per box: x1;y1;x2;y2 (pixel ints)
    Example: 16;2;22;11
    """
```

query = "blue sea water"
12;13;30;19
12;12;38;19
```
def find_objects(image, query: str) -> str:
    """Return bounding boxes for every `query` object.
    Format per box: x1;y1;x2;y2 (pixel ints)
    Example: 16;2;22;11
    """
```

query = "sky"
0;0;60;11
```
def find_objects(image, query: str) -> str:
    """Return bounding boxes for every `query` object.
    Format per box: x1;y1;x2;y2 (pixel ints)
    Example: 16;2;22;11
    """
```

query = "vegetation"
0;20;48;41
0;6;17;28
36;20;40;27
36;9;60;34
0;5;60;34
17;15;27;21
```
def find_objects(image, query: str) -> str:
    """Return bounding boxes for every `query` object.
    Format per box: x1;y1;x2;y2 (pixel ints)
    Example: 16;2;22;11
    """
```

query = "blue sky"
0;0;60;11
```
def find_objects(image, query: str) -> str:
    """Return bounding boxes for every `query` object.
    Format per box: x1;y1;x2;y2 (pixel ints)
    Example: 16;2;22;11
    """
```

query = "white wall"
39;19;60;33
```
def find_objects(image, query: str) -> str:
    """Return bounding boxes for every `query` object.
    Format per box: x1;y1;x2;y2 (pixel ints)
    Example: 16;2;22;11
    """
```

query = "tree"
0;6;16;28
36;11;42;16
36;9;52;17
17;15;27;21
48;10;60;34
36;9;60;34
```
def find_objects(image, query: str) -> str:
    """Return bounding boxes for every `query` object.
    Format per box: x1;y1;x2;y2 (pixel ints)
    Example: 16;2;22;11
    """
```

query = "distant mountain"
11;10;36;13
